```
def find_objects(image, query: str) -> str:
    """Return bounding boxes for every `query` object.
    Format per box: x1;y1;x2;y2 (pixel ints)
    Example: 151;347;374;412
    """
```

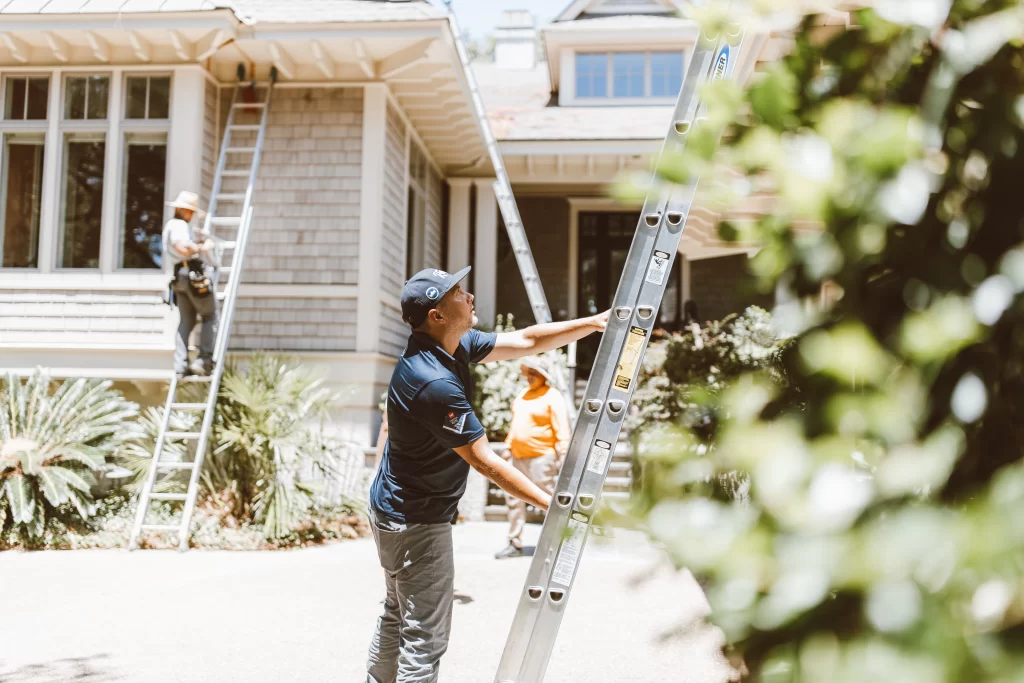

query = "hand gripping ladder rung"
494;15;747;683
445;8;577;419
128;66;278;552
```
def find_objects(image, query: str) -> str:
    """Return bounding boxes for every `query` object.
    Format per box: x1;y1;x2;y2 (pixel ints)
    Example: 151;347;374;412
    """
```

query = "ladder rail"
128;69;275;552
495;14;746;681
445;10;576;417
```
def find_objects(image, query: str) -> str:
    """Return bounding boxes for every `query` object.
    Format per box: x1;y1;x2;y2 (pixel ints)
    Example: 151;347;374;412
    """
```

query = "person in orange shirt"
495;356;571;559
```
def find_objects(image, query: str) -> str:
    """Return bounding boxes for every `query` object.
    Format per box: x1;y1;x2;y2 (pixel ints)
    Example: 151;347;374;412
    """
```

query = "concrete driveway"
0;522;734;682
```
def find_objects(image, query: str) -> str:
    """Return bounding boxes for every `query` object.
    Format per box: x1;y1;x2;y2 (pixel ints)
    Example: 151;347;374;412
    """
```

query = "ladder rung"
218;266;232;276
141;524;181;531
210;217;241;226
221;170;250;177
170;403;206;410
217;193;246;202
232;102;266;109
225;147;255;153
149;493;188;501
155;462;195;469
230;124;261;131
221;241;237;249
165;431;202;439
179;375;214;383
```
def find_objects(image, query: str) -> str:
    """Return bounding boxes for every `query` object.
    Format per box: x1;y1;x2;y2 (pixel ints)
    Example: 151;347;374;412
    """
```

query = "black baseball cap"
401;266;472;327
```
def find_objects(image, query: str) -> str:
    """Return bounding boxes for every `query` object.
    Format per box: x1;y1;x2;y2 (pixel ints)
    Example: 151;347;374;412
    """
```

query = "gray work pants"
172;266;218;374
366;509;454;683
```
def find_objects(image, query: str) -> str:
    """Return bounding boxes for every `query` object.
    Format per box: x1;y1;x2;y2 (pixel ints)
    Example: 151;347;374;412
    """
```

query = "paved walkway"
0;522;734;682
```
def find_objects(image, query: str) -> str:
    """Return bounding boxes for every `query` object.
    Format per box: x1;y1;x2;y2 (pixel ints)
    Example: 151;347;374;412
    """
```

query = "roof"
543;14;695;32
554;0;684;23
0;0;446;23
473;61;670;141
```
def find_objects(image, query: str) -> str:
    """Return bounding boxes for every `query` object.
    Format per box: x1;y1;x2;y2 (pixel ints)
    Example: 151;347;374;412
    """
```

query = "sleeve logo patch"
442;410;468;434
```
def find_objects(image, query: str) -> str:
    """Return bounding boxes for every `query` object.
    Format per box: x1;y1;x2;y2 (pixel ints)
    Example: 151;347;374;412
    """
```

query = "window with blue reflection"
575;53;608;98
651;52;684;98
613;53;645;98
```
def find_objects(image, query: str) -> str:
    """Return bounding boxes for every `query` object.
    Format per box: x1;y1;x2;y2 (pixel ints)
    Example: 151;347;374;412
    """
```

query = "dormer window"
573;50;683;103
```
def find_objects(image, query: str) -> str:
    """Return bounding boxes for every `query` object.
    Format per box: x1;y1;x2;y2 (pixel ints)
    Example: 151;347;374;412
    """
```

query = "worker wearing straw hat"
162;190;218;377
495;354;571;559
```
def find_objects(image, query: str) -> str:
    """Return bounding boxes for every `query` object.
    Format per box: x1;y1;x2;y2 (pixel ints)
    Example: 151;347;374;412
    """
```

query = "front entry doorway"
576;211;683;378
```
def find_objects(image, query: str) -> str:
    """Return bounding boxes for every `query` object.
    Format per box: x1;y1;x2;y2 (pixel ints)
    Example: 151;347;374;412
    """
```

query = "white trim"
165;66;204;232
35;70;62;274
0;271;166;290
567;196;642;318
681;254;691;305
472;178;497;327
402;113;412;279
446;178;471;273
500;139;661;155
0;12;239;35
98;72;123;272
356;83;388;352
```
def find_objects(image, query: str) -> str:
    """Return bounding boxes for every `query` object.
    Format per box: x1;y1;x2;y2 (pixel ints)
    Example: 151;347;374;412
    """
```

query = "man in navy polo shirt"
366;265;608;683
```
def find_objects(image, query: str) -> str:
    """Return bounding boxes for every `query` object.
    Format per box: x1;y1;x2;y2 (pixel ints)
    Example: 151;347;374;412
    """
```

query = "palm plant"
204;354;347;539
0;370;140;542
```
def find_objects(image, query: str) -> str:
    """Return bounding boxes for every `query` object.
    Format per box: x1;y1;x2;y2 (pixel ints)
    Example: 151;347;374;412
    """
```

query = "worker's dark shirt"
369;329;497;524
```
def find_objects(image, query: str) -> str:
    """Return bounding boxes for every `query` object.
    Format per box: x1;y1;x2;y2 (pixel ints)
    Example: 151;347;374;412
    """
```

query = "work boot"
188;358;213;377
495;544;525;560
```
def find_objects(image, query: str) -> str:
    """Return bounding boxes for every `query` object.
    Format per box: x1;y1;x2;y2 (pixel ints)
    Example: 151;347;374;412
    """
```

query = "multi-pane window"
120;138;167;269
59;137;106;268
575;51;684;100
651;52;684;97
575;53;608;98
1;139;44;268
613;53;645;98
64;75;109;120
4;77;48;120
125;76;170;120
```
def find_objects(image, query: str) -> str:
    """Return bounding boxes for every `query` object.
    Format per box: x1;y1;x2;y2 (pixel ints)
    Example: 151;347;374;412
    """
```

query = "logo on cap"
426;287;440;300
433;269;449;278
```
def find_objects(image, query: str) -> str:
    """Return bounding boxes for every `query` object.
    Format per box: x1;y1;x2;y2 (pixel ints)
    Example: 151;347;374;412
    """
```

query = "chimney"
494;10;536;69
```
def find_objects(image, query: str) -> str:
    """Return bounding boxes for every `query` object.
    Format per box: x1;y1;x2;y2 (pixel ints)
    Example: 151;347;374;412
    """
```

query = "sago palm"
0;370;140;541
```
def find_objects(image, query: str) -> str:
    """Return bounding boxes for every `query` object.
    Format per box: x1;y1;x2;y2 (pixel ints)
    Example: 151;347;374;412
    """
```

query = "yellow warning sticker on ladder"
551;512;589;587
613;326;647;391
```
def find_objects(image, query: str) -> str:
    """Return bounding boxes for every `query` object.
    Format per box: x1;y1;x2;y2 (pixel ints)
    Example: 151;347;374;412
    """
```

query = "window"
1;139;44;268
64;75;109;120
574;51;684;101
4;77;48;120
120;139;167;269
613;53;645;98
651;52;684;97
576;53;608;98
125;76;170;120
59;137;106;269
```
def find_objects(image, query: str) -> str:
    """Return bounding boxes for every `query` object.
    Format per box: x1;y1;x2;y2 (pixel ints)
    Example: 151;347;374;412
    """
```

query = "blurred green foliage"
615;2;1024;680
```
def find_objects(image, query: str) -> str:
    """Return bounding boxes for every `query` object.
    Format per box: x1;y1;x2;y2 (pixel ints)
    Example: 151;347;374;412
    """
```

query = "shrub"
0;370;140;546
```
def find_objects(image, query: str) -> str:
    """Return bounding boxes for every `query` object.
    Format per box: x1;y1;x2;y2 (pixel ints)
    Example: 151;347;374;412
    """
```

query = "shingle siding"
0;290;167;346
425;165;443;268
200;79;218;210
379;303;408;358
230;297;357;351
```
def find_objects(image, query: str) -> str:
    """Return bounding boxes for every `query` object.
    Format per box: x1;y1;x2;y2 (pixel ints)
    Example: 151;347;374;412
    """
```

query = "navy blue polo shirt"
369;328;497;524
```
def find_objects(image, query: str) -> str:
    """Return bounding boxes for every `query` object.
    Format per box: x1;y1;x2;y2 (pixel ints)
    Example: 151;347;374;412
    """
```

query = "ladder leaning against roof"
128;66;277;552
494;2;747;680
444;8;578;419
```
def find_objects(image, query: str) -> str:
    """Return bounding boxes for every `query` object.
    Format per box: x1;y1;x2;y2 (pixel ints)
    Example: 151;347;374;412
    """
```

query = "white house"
0;0;808;447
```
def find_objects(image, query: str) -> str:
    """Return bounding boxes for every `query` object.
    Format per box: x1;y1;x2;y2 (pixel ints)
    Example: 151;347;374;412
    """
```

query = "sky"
429;0;562;40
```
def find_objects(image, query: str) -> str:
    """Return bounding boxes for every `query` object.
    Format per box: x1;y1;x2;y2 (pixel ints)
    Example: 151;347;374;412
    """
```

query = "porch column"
472;178;497;328
356;84;388;352
446;178;472;272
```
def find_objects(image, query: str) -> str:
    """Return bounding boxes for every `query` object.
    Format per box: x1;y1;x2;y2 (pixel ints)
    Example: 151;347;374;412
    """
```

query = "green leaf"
5;474;35;525
35;467;72;507
749;65;798;129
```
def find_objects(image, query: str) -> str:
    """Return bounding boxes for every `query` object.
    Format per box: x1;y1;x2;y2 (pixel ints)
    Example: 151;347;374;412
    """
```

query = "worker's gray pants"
172;266;218;375
366;508;454;683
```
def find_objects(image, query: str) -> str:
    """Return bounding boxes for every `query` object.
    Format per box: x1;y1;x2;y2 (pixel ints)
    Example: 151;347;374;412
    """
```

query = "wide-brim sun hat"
520;356;554;385
166;190;206;217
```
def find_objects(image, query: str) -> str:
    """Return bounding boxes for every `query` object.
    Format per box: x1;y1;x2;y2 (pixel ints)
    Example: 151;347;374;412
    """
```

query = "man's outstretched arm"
480;310;609;364
454;437;551;510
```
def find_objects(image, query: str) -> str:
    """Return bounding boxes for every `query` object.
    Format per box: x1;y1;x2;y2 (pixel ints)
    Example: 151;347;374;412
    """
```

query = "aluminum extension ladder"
494;15;747;683
128;66;277;552
445;9;577;418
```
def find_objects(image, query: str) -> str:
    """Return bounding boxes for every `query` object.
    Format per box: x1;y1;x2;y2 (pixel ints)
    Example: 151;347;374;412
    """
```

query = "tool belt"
169;258;214;301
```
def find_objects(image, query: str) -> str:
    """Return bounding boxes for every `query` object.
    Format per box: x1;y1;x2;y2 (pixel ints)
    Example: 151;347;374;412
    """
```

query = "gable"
554;0;685;23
